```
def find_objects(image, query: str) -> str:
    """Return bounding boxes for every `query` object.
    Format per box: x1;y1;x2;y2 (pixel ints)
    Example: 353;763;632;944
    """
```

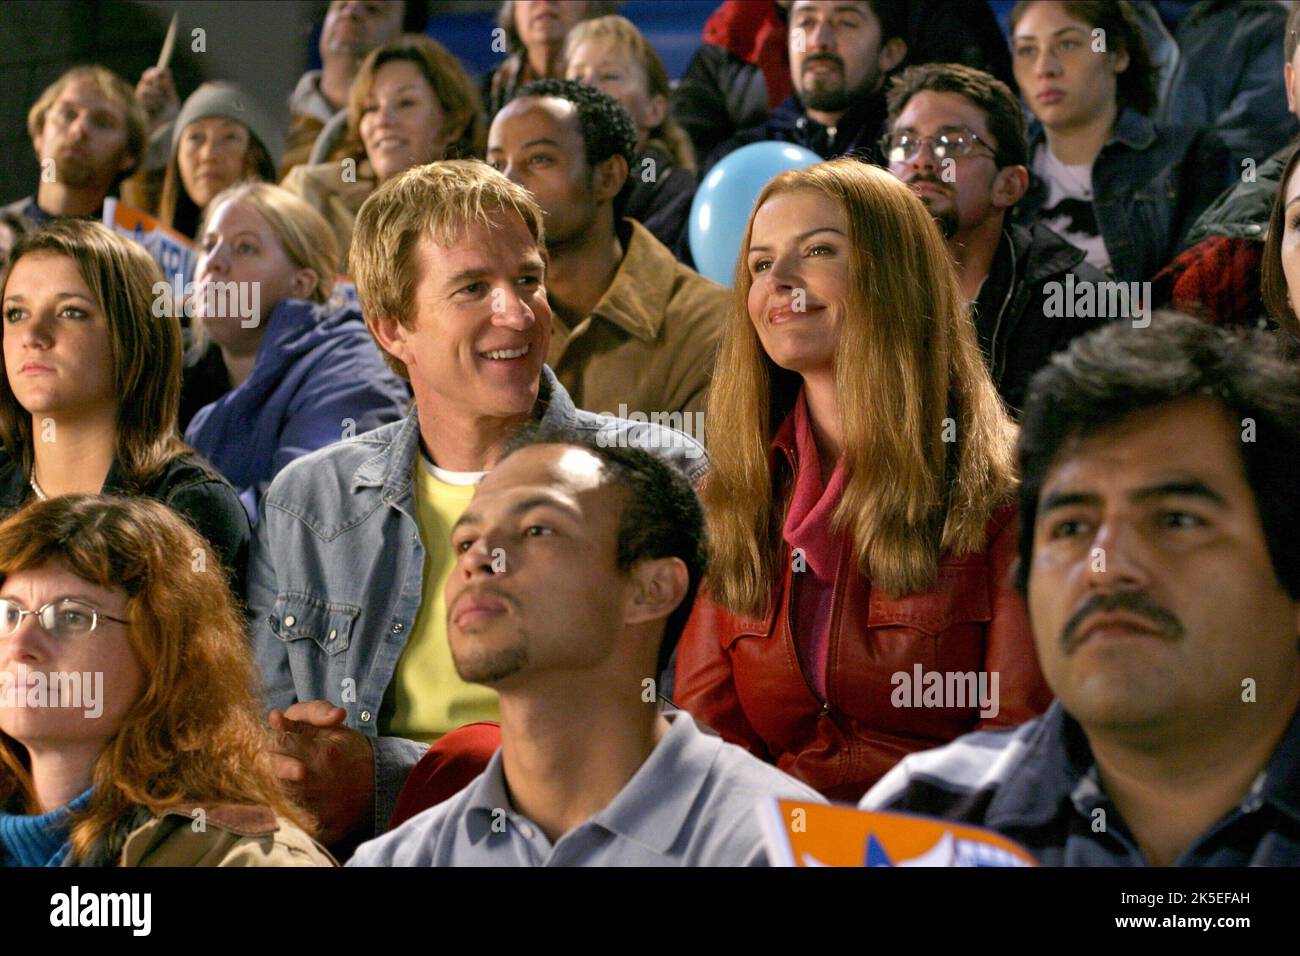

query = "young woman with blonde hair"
564;14;696;253
673;158;1051;801
183;181;408;520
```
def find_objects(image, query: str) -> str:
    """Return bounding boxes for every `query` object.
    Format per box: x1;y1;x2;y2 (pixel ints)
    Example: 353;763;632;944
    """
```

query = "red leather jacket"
673;419;1052;803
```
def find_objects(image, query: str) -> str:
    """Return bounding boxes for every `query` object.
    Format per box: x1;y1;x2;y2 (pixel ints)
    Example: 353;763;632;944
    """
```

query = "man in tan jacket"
488;79;724;430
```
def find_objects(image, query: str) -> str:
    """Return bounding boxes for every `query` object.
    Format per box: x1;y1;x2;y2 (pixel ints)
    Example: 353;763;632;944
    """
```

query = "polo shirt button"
391;622;404;633
517;822;534;839
284;615;296;627
360;710;372;722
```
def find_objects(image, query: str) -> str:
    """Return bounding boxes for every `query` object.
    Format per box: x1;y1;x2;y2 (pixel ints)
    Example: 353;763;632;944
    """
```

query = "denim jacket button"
360;710;372;722
284;615;296;628
327;629;337;642
391;622;405;633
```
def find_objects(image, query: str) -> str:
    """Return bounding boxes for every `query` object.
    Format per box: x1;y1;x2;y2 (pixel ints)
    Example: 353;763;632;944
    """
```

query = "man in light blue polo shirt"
348;428;823;866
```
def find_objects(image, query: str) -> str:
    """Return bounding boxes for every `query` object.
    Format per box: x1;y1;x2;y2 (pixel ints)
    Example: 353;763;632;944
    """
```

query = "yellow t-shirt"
387;460;500;743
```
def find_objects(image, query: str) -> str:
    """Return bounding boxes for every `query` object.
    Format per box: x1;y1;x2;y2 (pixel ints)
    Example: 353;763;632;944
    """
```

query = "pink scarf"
781;389;847;702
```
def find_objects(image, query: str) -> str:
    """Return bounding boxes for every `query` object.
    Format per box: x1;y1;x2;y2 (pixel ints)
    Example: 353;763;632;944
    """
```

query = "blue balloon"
689;142;823;285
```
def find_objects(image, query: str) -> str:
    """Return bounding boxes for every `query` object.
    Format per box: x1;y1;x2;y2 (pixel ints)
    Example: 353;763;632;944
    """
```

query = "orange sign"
760;799;1038;867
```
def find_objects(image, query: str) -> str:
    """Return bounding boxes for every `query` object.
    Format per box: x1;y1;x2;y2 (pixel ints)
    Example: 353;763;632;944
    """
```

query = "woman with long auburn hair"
0;495;332;866
673;158;1052;802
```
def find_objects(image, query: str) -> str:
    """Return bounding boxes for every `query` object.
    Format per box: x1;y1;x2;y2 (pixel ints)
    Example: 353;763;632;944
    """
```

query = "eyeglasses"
880;128;998;165
0;598;129;640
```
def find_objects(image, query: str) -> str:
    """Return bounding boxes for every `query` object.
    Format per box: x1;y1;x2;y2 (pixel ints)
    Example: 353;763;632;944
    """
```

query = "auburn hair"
0;495;313;861
705;158;1017;616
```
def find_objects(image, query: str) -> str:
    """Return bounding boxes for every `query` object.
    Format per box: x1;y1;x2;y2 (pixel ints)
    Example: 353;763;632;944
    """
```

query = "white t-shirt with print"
1032;143;1112;275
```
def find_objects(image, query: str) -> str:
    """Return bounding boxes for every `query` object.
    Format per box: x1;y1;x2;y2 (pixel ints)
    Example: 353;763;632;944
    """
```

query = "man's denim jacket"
247;366;708;837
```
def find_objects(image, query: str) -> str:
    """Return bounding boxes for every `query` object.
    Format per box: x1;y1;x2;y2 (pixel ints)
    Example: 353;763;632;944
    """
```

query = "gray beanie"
172;83;284;171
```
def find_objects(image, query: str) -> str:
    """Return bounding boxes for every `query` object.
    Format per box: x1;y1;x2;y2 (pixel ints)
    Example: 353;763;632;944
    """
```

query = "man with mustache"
883;63;1106;416
703;0;906;171
862;315;1300;866
2;67;145;229
349;429;822;866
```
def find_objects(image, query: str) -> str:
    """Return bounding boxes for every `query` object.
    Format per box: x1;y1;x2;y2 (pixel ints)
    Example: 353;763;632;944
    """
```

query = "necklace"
30;471;47;501
1043;143;1094;199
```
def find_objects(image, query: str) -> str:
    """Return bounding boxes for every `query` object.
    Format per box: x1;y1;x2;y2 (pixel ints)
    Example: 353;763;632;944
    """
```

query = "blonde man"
247;159;705;853
3;66;146;227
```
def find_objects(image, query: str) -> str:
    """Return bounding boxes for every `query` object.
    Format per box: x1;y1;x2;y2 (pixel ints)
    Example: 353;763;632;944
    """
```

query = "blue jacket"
247;366;708;837
1158;0;1298;171
185;299;410;521
1015;108;1231;283
703;90;889;175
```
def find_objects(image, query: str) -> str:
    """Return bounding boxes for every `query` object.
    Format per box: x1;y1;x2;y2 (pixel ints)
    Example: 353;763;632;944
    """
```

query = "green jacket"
1183;145;1289;247
73;803;336;867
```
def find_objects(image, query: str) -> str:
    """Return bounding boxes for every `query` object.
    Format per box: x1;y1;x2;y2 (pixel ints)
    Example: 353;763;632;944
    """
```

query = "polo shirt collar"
462;710;717;857
463;749;514;846
586;711;716;854
587;219;674;343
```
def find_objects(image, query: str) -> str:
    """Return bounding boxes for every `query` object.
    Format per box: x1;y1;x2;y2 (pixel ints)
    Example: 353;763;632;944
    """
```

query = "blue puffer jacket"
186;299;410;522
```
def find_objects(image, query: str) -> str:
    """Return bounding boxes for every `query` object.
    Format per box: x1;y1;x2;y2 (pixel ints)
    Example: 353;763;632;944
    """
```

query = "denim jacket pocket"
268;592;359;657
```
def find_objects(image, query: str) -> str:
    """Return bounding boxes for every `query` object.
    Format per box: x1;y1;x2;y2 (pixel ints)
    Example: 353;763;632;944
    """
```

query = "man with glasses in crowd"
883;62;1107;416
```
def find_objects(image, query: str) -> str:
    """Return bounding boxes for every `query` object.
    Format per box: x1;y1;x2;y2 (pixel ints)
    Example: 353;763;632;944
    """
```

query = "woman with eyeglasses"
1008;0;1229;283
672;159;1052;803
0;219;249;594
0;495;334;866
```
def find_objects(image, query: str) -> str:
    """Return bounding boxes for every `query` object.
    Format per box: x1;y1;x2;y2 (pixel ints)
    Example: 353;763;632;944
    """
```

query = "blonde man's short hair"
27;65;147;181
350;159;547;380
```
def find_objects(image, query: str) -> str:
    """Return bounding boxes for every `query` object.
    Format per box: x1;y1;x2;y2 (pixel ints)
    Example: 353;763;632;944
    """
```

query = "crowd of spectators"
1;0;1298;870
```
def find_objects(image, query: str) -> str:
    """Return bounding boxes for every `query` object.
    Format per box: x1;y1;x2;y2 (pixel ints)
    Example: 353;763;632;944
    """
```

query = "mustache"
452;584;518;614
803;53;844;70
1060;591;1184;654
907;174;949;188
